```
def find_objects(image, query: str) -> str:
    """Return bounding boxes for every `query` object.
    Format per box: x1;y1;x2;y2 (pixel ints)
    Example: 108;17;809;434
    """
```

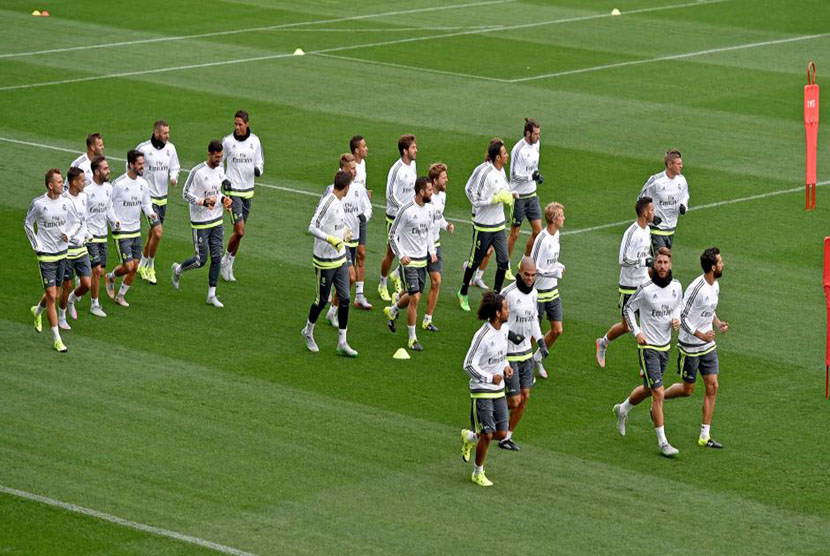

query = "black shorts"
470;395;508;435
537;292;562;322
510;194;542;227
402;264;427;295
639;348;669;389
86;241;108;268
619;287;636;318
346;244;357;267
678;347;719;383
231;196;252;224
649;229;674;253
467;227;509;269
427;246;443;274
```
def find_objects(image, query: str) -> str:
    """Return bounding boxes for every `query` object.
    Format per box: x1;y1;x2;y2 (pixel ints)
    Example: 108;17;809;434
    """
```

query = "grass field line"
0;0;727;92
0;0;513;59
2;135;825;237
511;32;830;82
0;484;256;556
314;52;510;82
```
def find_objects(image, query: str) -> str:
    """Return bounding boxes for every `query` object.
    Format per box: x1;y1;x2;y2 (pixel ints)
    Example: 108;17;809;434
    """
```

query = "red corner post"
805;62;819;210
824;237;830;398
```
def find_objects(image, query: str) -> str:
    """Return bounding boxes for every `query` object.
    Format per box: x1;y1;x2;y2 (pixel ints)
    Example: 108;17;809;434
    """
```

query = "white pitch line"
511;32;830;82
314;52;510;83
0;0;727;92
0;484;256;556
1;135;822;236
0;0;513;59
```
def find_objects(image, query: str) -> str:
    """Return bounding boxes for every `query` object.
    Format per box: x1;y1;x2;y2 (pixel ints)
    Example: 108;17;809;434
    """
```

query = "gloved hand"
326;235;344;250
537;342;549;359
493;190;514;205
508;330;525;345
652;215;662;227
679;204;686;215
532;170;544;185
254;168;261;178
644;256;654;268
221;179;232;193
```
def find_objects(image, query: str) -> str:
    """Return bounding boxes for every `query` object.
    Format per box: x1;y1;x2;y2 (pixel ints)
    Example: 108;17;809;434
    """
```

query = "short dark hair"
477;291;505;322
208;140;223;153
349;135;364;154
524;118;540;136
126;149;144;165
414;176;430;197
86;133;102;149
398;134;416;156
154;120;168;131
487;139;505;164
700;247;721;273
636;196;652;217
665;149;682;166
45;168;61;187
66;167;84;184
333;170;352;191
90;155;107;174
235;110;249;123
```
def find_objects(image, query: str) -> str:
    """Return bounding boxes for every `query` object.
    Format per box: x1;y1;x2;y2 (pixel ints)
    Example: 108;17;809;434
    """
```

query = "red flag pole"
805;62;819;210
824;237;830;398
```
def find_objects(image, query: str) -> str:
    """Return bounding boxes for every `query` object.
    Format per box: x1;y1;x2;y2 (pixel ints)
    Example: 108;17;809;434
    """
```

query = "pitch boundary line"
0;484;256;556
1;135;824;237
0;0;727;92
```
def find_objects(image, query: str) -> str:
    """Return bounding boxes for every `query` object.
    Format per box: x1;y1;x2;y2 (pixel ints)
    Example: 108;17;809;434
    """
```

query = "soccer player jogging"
457;138;516;311
596;197;655;368
25;169;70;352
459;291;514;487
106;150;157;307
220;110;264;282
499;257;547;451
638;150;688;253
350;135;373;310
172;140;232;308
508;118;545;268
529;202;566;379
663;247;729;449
378;134;417;301
301;170;358;357
612;248;683;458
67;133;104;188
58;167;94;328
136;120;181;285
383;177;437;352
85;156;117;317
422;163;454;332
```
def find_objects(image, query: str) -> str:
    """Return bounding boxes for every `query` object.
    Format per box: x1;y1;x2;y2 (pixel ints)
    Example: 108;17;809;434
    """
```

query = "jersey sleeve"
463;329;492;383
182;168;200;205
169;146;181;182
255;138;264;175
307;196;332;242
623;285;644;336
24;200;39;251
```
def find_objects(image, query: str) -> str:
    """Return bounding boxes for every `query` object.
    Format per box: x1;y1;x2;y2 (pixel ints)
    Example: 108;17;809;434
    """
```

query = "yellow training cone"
293;48;305;56
393;348;410;360
31;10;41;16
611;8;621;15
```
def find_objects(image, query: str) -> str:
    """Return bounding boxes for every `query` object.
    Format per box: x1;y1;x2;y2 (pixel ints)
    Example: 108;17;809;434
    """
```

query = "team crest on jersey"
672;290;677;297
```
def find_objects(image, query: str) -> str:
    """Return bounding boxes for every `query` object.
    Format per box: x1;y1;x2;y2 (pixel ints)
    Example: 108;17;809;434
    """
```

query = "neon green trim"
151;197;168;206
112;231;141;239
637;344;671;352
313;256;346;270
618;287;636;295
473;223;505;232
507;353;532;362
651;228;675;236
227;190;254;199
89;237;107;244
67;246;88;258
517;192;537;200
190;219;222;230
37;253;67;263
405;260;427;268
345;240;359;248
678;344;717;357
470;391;506;399
537;289;560;302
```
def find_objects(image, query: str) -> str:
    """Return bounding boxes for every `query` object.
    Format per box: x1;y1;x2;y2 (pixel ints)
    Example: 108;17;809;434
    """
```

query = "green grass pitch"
1;0;829;554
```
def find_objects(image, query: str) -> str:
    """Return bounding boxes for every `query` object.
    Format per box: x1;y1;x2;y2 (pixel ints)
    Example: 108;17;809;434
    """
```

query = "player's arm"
619;228;646;268
679;285;698;336
307;196;342;249
182;169;201;205
638;175;655;200
388;210;404;260
531;302;548;357
140;184;157;220
671;286;682;331
66;202;85;245
23;201;40;251
679;180;689;214
463;332;494;383
169;146;181;186
623;287;645;341
254;139;264;177
713;312;729;333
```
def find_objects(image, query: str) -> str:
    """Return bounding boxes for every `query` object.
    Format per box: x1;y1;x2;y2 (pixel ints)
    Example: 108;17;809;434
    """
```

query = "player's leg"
57;274;72;330
459;228;481;298
115;239;142;305
423;247;442;331
471;398;495;486
664;351;697;399
354;216;371;308
524;199;543;255
491;230;510;293
67;255;91;320
222;198;248;282
206;226;224;307
698;351;722;448
140;205;164;283
302;266;333;353
596;291;634;368
378;217;395;300
332;263;357;357
172;228;208;291
404;269;425;350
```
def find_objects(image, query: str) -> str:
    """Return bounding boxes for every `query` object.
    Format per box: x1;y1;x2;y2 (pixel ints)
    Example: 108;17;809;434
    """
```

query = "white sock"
407;325;416;341
655;425;667;446
473;465;483;475
466;430;477;443
474;269;484;280
327;305;337;319
107;271;116;281
173;264;181;276
380;275;388;287
503;430;513;441
227;253;235;267
600;335;610;347
305;320;315;334
138;255;147;268
355;281;364;296
338;329;347;344
91;297;99;307
148;256;155;269
35;304;45;316
533;349;543;362
208;286;216;298
621;398;635;414
462;261;468;271
118;284;130;297
700;424;711;439
389;305;399;317
423;314;432;324
51;326;60;341
58;307;66;320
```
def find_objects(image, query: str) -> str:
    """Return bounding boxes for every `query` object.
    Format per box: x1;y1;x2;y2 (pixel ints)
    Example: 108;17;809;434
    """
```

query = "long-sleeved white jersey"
509;138;540;196
678;275;720;354
308;190;347;269
354;158;372;220
111;174;155;238
135;139;181;205
68;152;93;186
322;182;362;247
62;190;88;252
85;180;117;242
618;221;652;290
182;162;227;228
530;227;564;296
501;282;544;360
639;171;689;233
222;131;264;199
430;190;449;247
623;279;683;349
465;162;511;230
388;200;436;266
463;321;510;396
24;193;69;259
384;158;416;220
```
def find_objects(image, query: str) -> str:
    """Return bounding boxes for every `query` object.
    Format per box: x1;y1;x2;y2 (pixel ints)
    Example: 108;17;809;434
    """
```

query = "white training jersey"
430;190;449;247
354;158;372;220
463;322;510;395
111;174;155;236
323;182;362;245
182;162;227;228
24;193;69;257
85;181;117;240
639;171;689;232
135;139;181;203
308;190;347;268
501;281;543;358
678;274;720;353
388;200;436;265
530;227;564;292
62;190;88;249
65;153;93;190
465;162;510;229
385;158;416;219
618;221;652;289
222;132;264;197
510;137;540;196
623;279;683;348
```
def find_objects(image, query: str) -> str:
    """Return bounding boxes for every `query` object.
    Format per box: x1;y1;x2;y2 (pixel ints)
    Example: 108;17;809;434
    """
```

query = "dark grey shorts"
538;295;562;322
38;259;67;289
402;265;427;295
649;230;674;253
346;245;357;267
468;227;509;268
506;358;535;396
231;197;252;224
313;263;350;306
639;348;669;389
358;215;368;246
115;236;143;263
678;348;719;383
86;241;108;268
427;246;443;275
510;195;542;227
470;395;509;435
63;254;92;281
148;203;166;226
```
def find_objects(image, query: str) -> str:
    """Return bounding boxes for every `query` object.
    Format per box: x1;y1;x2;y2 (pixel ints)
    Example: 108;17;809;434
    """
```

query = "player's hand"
504;365;513;379
430;253;438;263
61;233;68;242
492;374;503;385
254;168;261;178
400;256;411;265
698;329;715;341
447;222;455;234
537;342;549;359
532;170;544;185
652;215;662;227
643;257;654;268
326;235;344;250
170;178;178;187
367;189;373;199
343;228;354;242
150;212;158;222
221;179;232;193
636;333;647;345
223;197;232;210
679;204;687;215
717;321;729;333
671;318;680;331
202;197;216;209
